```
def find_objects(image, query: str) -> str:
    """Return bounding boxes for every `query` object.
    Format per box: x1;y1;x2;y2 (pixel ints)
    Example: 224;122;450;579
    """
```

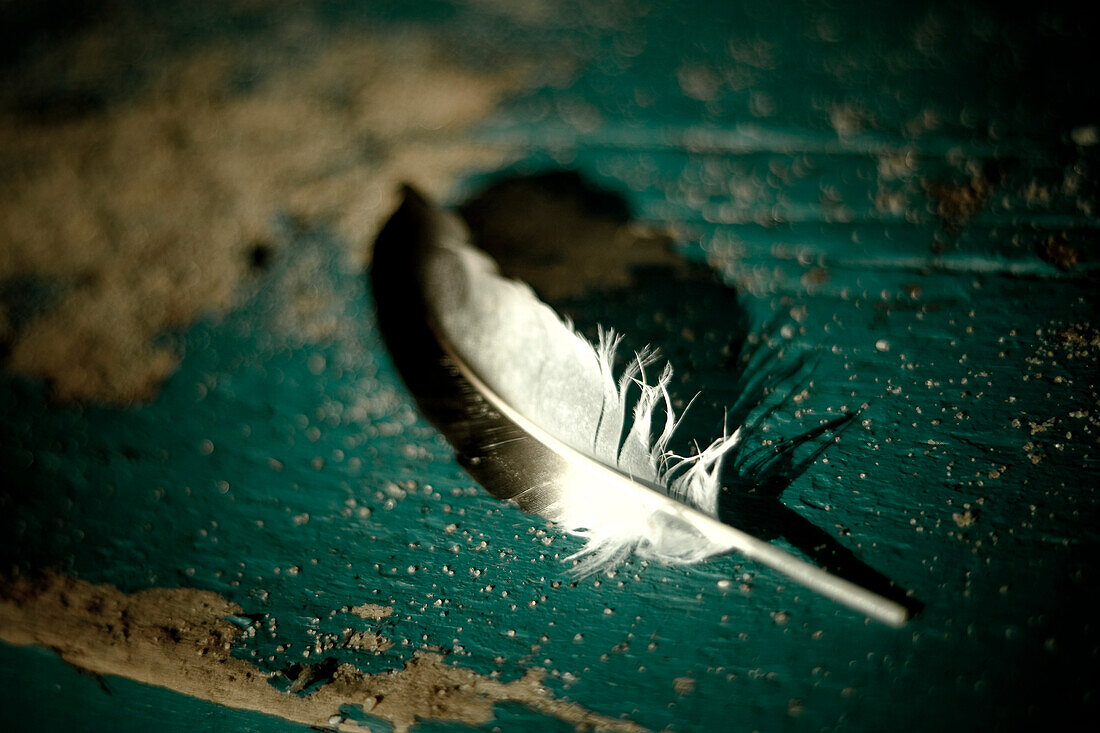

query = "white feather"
423;213;743;572
372;188;909;626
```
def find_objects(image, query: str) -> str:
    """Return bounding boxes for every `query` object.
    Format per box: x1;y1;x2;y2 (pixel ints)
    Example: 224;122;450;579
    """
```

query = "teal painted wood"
2;0;1097;730
0;644;310;733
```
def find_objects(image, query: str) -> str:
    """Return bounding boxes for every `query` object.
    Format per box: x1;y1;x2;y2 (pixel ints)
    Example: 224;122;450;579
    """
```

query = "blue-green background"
2;1;1097;730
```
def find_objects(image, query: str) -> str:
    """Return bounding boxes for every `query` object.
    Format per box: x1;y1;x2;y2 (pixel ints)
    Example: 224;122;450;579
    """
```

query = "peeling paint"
0;22;521;403
0;573;645;733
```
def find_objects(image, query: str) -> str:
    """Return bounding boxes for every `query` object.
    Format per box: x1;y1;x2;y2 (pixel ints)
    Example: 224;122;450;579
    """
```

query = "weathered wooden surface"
2;1;1097;730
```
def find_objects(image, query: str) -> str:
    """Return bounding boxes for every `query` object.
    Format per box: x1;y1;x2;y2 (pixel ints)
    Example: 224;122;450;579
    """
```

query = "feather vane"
371;186;908;626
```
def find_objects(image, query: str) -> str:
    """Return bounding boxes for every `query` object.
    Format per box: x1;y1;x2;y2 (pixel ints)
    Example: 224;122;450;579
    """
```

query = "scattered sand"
922;162;998;231
0;572;645;732
1035;234;1080;270
672;676;695;696
952;510;978;529
347;602;393;621
342;629;391;653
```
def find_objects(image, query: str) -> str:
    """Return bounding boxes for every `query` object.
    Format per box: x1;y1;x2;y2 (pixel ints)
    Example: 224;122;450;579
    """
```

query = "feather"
371;186;908;627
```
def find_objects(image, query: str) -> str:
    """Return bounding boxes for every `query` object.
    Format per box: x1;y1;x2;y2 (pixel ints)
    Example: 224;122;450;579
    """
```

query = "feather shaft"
447;329;907;626
371;186;908;627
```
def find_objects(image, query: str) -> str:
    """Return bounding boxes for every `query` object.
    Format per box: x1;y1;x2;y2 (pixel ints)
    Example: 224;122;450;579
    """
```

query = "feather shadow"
717;329;922;614
461;169;919;613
